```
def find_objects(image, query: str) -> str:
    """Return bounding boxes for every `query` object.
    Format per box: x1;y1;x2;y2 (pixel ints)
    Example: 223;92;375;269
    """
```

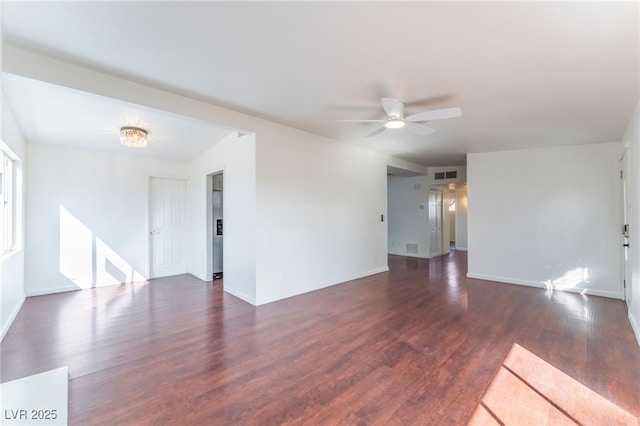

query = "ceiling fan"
337;98;462;137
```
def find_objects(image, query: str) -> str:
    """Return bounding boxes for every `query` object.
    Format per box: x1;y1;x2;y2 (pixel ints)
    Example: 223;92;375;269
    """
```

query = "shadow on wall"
59;206;145;289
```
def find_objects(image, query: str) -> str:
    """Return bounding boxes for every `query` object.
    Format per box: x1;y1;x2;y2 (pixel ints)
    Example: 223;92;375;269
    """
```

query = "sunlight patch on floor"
468;344;638;425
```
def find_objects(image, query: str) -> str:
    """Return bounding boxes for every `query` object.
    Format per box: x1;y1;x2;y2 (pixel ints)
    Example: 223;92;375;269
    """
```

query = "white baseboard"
26;285;79;297
387;251;429;259
336;266;389;283
1;294;25;342
224;286;257;306
190;271;208;281
454;246;468;251
466;272;623;300
629;311;640;348
257;266;390;306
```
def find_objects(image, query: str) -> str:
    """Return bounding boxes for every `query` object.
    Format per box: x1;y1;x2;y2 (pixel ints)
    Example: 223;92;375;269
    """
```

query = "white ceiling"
2;1;638;166
2;74;233;161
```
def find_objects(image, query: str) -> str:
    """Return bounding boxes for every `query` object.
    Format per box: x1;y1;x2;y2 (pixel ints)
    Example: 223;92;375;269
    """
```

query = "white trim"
466;272;623;300
144;173;152;279
190;270;208;282
428;187;445;258
1;294;25;341
454;246;468;251
388;251;429;259
0;143;21;256
205;169;225;283
224;286;257;306
0;247;20;262
629;311;640;347
256;266;390;306
333;266;389;284
26;285;79;297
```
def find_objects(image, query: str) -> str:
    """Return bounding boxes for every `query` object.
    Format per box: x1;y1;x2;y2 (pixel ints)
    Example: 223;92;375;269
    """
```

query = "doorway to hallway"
212;173;223;280
429;188;443;257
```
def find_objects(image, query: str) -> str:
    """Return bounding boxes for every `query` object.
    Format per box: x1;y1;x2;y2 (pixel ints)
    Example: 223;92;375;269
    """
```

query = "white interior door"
429;189;443;257
149;177;187;278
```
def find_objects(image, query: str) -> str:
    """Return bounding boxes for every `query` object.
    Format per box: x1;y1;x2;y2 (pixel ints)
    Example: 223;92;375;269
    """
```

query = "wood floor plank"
1;251;639;425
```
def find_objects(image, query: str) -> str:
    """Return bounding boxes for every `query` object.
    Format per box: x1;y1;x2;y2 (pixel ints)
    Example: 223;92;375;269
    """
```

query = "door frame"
146;174;189;279
620;148;632;305
205;170;225;281
428;187;445;257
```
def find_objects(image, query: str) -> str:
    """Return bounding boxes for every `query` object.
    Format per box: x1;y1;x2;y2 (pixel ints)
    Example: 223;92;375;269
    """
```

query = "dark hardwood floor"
1;251;639;425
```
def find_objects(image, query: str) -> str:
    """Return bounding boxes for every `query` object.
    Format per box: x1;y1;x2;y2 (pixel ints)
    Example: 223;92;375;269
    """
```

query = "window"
0;146;18;254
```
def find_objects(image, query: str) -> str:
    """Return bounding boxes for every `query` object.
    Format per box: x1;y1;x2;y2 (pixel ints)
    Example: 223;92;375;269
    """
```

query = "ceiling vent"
434;171;457;180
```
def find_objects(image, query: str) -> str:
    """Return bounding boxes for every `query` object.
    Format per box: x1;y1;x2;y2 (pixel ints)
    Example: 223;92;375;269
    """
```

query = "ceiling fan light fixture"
385;118;405;129
120;126;148;148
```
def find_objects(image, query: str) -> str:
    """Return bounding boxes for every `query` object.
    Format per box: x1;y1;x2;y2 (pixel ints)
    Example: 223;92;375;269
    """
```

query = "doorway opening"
207;172;224;281
448;187;456;250
429;188;444;257
448;183;468;252
620;149;631;307
430;182;468;256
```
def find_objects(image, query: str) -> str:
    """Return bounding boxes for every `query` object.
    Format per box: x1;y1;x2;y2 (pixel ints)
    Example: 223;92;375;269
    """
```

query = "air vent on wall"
434;171;457;180
406;243;418;255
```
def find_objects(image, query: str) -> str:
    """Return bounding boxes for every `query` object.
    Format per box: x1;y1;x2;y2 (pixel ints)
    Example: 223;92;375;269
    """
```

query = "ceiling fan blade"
366;127;386;138
381;98;404;118
405;122;435;136
406;107;462;122
336;119;385;123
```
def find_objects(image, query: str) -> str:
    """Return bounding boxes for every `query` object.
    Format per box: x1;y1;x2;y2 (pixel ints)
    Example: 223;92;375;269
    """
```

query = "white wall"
254;128;390;305
387;175;431;258
467;142;622;299
188;132;257;304
25;143;189;296
623;99;640;345
1;94;26;340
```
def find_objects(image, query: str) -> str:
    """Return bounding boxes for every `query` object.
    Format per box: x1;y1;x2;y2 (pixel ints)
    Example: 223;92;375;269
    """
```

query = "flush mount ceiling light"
120;126;148;148
384;118;406;129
